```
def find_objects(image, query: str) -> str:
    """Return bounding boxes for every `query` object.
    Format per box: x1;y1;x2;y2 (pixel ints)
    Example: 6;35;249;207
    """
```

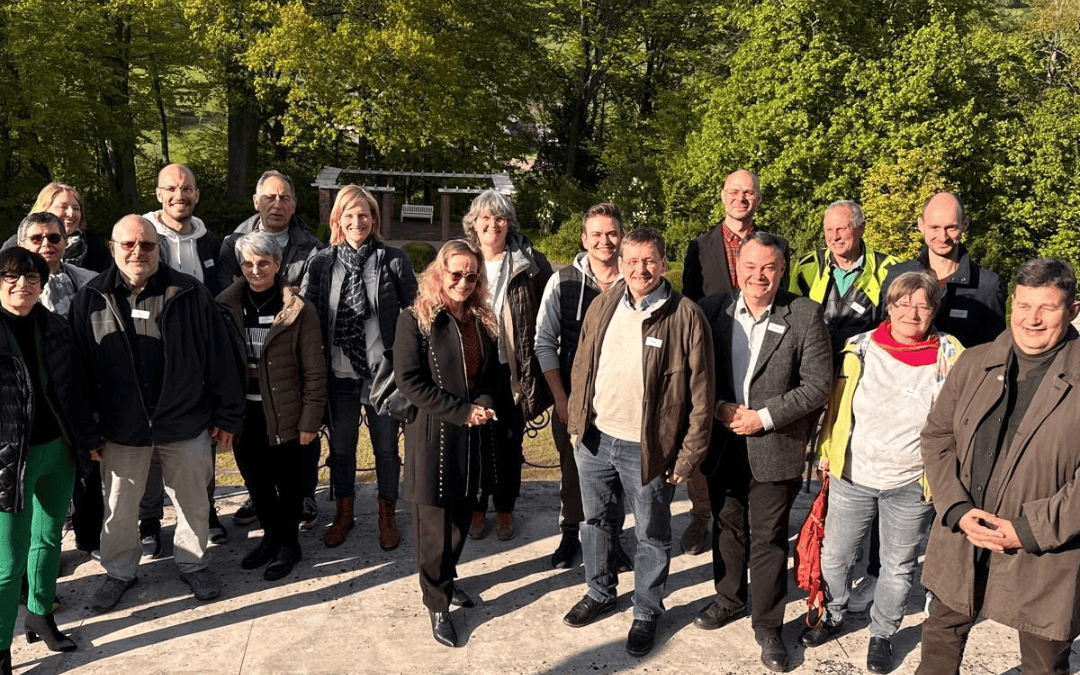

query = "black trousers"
413;499;475;612
233;400;302;549
707;436;801;637
917;561;1073;675
71;460;103;552
477;364;524;514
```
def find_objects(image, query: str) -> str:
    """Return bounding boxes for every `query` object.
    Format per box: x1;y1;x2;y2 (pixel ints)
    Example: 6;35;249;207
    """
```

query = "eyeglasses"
448;271;479;284
28;233;64;245
621;257;662;269
478;215;508;226
724;189;758;200
158;185;197;196
112;240;158;253
241;260;276;272
892;301;933;314
1;272;42;286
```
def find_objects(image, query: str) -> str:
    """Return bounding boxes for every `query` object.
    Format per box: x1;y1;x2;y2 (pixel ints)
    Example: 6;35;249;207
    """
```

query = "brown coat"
218;278;327;445
568;280;715;485
921;328;1080;641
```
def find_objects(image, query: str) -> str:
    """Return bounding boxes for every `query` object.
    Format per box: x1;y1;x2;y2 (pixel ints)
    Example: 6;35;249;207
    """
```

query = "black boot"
24;610;77;652
1;647;11;675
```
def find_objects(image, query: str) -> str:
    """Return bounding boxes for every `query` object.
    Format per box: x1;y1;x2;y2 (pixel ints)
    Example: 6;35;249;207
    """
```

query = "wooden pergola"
312;167;515;240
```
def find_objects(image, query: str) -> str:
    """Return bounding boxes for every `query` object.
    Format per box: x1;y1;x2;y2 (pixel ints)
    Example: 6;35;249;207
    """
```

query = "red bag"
793;473;829;628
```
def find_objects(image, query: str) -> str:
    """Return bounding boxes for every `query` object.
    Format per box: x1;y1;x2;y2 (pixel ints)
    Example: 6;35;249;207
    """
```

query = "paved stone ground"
11;482;1077;674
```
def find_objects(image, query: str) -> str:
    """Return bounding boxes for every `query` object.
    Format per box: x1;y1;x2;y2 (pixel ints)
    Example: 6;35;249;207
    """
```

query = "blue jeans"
820;477;933;638
327;375;401;501
575;427;676;621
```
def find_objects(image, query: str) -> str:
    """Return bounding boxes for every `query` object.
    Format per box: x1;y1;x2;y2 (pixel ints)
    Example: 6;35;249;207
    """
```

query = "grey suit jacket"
700;288;832;482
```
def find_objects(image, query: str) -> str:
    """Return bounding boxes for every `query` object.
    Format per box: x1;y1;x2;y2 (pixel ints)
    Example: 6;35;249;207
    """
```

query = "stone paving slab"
11;482;1076;674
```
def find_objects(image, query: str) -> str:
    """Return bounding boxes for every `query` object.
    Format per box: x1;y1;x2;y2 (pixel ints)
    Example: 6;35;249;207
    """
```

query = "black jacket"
70;264;245;449
395;308;498;507
0;305;95;512
498;232;553;419
218;214;326;289
881;243;1006;348
301;242;417;429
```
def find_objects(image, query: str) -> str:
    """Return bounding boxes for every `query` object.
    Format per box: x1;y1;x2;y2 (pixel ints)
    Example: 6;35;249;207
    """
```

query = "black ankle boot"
24;610;77;652
1;647;11;675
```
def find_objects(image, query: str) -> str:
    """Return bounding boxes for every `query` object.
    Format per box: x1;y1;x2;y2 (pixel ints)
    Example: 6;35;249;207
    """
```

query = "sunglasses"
1;272;42;286
112;240;158;253
448;271;479;284
28;233;64;246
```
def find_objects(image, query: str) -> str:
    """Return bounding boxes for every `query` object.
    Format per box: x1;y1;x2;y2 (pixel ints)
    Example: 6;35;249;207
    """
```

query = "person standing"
919;258;1080;675
694;232;832;673
395;240;500;648
562;228;715;657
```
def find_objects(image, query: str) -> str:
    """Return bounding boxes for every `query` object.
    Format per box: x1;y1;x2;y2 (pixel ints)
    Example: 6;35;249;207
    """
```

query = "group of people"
0;164;1077;675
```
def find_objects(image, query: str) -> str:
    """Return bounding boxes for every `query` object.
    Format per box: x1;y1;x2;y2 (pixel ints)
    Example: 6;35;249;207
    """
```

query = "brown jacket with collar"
218;277;326;445
568;279;715;485
921;328;1080;641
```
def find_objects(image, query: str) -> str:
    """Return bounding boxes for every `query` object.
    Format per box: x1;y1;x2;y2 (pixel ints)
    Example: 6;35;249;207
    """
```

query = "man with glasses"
70;215;244;611
16;212;96;316
145;163;223;296
562;227;715;658
142;163;229;552
678;169;791;558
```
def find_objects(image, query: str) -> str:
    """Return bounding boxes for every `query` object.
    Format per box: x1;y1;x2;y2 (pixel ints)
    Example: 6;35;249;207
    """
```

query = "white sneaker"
847;575;877;612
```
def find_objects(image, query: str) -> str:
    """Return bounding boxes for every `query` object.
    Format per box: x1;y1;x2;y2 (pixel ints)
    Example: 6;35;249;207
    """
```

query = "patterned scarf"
871;320;940;367
333;241;375;378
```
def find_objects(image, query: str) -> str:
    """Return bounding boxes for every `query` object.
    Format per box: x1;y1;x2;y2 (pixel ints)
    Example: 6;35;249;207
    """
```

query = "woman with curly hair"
394;240;500;648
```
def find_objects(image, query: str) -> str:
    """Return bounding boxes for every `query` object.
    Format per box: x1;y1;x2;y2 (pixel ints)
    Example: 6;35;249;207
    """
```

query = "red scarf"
870;320;939;366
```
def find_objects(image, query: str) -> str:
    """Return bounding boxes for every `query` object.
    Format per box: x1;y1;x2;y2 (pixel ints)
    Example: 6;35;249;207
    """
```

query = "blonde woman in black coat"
395;240;499;648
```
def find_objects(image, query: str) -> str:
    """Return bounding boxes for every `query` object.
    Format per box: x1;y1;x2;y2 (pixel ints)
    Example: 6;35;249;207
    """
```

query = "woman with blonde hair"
301;185;417;551
395;239;500;647
28;183;110;271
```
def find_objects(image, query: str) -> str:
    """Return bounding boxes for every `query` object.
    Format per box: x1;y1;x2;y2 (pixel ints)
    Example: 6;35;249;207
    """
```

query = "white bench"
400;204;434;223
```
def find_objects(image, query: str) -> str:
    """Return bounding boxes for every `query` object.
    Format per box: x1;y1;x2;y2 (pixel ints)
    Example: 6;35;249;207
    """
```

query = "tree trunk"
226;60;259;203
101;16;139;211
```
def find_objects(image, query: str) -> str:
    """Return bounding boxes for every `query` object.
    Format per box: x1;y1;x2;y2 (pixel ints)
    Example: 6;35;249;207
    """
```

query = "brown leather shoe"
323;496;354;548
495;511;516;541
468;511;486;540
378;498;400;551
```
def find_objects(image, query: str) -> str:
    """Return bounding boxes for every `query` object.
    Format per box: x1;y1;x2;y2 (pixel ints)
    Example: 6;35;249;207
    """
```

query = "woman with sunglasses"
218;232;326;581
15;213;96;317
0;248;95;674
301;186;417;551
461;190;552;541
395;239;499;647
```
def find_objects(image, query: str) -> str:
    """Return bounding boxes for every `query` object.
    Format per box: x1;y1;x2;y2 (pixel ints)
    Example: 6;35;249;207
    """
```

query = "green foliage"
402;240;438;273
861;148;955;261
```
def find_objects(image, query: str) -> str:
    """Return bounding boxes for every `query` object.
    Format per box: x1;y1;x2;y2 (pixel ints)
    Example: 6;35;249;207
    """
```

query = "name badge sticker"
645;336;663;348
203;259;215;268
131;309;150;320
767;323;786;335
259;315;274;325
851;301;867;315
949;309;968;319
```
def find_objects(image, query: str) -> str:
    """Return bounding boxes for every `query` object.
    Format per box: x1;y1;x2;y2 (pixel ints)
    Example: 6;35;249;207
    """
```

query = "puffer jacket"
498;232;553;419
0;304;95;512
218;277;327;445
568;279;715;485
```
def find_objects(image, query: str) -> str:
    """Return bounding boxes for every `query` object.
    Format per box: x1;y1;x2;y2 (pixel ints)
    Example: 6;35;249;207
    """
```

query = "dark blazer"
682;224;790;302
700;288;832;482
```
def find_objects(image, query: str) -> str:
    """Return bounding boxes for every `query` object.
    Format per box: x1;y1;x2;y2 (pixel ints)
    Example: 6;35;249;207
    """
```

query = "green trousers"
0;437;75;649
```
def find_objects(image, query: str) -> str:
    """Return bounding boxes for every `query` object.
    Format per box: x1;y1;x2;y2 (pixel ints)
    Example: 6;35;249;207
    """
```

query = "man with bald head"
882;192;1005;348
679;169;790;556
70;215;244;611
144;163;223;296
